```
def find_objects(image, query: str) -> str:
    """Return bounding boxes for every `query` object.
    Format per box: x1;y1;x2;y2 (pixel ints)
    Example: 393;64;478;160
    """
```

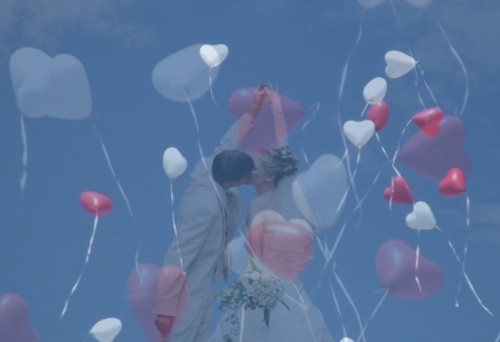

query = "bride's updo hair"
258;145;299;186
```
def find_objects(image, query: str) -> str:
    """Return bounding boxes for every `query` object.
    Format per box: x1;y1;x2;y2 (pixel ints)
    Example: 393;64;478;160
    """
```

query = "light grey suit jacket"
154;114;253;341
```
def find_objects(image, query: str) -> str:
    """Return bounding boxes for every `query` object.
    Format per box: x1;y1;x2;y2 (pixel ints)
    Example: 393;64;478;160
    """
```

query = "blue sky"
0;1;499;341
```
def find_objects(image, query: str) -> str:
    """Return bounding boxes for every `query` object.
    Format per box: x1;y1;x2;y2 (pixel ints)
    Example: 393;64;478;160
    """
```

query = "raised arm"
213;84;267;155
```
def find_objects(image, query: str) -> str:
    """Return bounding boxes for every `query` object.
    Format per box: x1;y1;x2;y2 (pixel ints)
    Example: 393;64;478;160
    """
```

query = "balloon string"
182;91;226;206
61;214;99;318
333;270;367;342
208;69;219;106
375;133;401;177
359;102;369;119
335;13;364;219
299;102;320;166
415;236;422;293
287;281;317;342
436;226;494;316
91;119;142;283
390;116;413;172
329;280;348;338
170;179;184;271
19;114;28;194
389;0;438;109
455;193;470;311
91;120;134;219
356;288;389;342
437;20;469;117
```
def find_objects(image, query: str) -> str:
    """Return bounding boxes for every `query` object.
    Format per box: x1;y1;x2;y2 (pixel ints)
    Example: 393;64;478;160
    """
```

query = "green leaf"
264;308;270;327
279;299;290;311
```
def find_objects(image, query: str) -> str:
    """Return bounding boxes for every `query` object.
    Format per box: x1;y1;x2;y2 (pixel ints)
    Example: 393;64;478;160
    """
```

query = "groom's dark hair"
212;150;254;184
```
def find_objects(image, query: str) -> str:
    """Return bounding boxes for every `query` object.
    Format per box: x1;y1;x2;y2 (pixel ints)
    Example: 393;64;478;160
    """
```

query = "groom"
154;86;267;342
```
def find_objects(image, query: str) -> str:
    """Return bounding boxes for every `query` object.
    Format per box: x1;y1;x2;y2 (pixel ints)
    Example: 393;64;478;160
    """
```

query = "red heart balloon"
438;167;466;196
367;101;389;131
412;107;444;137
383;176;413;204
79;191;113;216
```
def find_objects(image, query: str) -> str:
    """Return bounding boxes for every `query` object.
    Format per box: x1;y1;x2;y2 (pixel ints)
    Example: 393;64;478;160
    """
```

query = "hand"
154;314;175;341
248;84;267;118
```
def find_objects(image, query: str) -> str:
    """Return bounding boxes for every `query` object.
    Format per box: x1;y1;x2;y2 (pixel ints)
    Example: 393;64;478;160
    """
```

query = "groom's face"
247;157;269;186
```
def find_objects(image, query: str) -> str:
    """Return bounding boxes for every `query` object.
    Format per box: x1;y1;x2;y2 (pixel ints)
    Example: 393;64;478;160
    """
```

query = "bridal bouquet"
217;259;289;329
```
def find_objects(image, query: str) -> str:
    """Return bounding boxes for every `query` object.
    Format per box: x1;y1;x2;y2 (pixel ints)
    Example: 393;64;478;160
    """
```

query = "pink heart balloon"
128;264;161;341
228;87;305;154
398;115;471;181
438;167;466;196
128;264;189;341
0;293;40;342
376;240;443;299
80;191;113;216
412;107;444;137
383;176;413;204
367;101;389;131
246;220;313;279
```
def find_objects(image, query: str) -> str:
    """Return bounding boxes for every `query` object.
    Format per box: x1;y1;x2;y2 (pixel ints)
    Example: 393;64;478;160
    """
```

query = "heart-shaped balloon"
128;264;189;342
292;154;348;230
438;167;466;196
246;211;313;280
199;44;229;69
80;191;113;216
405;201;436;230
9;47;91;120
343;120;376;148
228;87;305;154
367;101;389;131
363;77;387;104
0;293;40;342
163;147;187;179
385;50;417;79
412;107;444;137
152;44;219;103
376;239;443;299
127;264;161;342
398;115;471;181
383;176;413;204
89;318;122;342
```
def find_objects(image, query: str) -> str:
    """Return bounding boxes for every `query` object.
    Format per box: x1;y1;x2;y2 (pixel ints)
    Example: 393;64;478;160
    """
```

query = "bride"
210;145;334;342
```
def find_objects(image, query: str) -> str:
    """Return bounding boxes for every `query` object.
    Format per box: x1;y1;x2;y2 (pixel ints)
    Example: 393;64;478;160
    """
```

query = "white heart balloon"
152;44;219;103
343;120;375;148
9;47;92;120
89;317;122;342
363;77;387;104
385;50;417;79
163;147;187;179
200;44;229;69
292;154;348;231
405;201;436;230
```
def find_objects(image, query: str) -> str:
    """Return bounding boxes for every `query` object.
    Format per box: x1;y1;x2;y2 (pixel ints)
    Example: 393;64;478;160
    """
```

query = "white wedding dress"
210;189;335;342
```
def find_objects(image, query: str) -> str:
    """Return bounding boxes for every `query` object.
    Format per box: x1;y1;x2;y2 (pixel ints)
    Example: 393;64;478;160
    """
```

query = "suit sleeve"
154;188;219;316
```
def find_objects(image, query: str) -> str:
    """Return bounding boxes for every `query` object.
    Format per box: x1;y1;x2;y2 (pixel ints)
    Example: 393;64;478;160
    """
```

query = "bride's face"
247;156;273;187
